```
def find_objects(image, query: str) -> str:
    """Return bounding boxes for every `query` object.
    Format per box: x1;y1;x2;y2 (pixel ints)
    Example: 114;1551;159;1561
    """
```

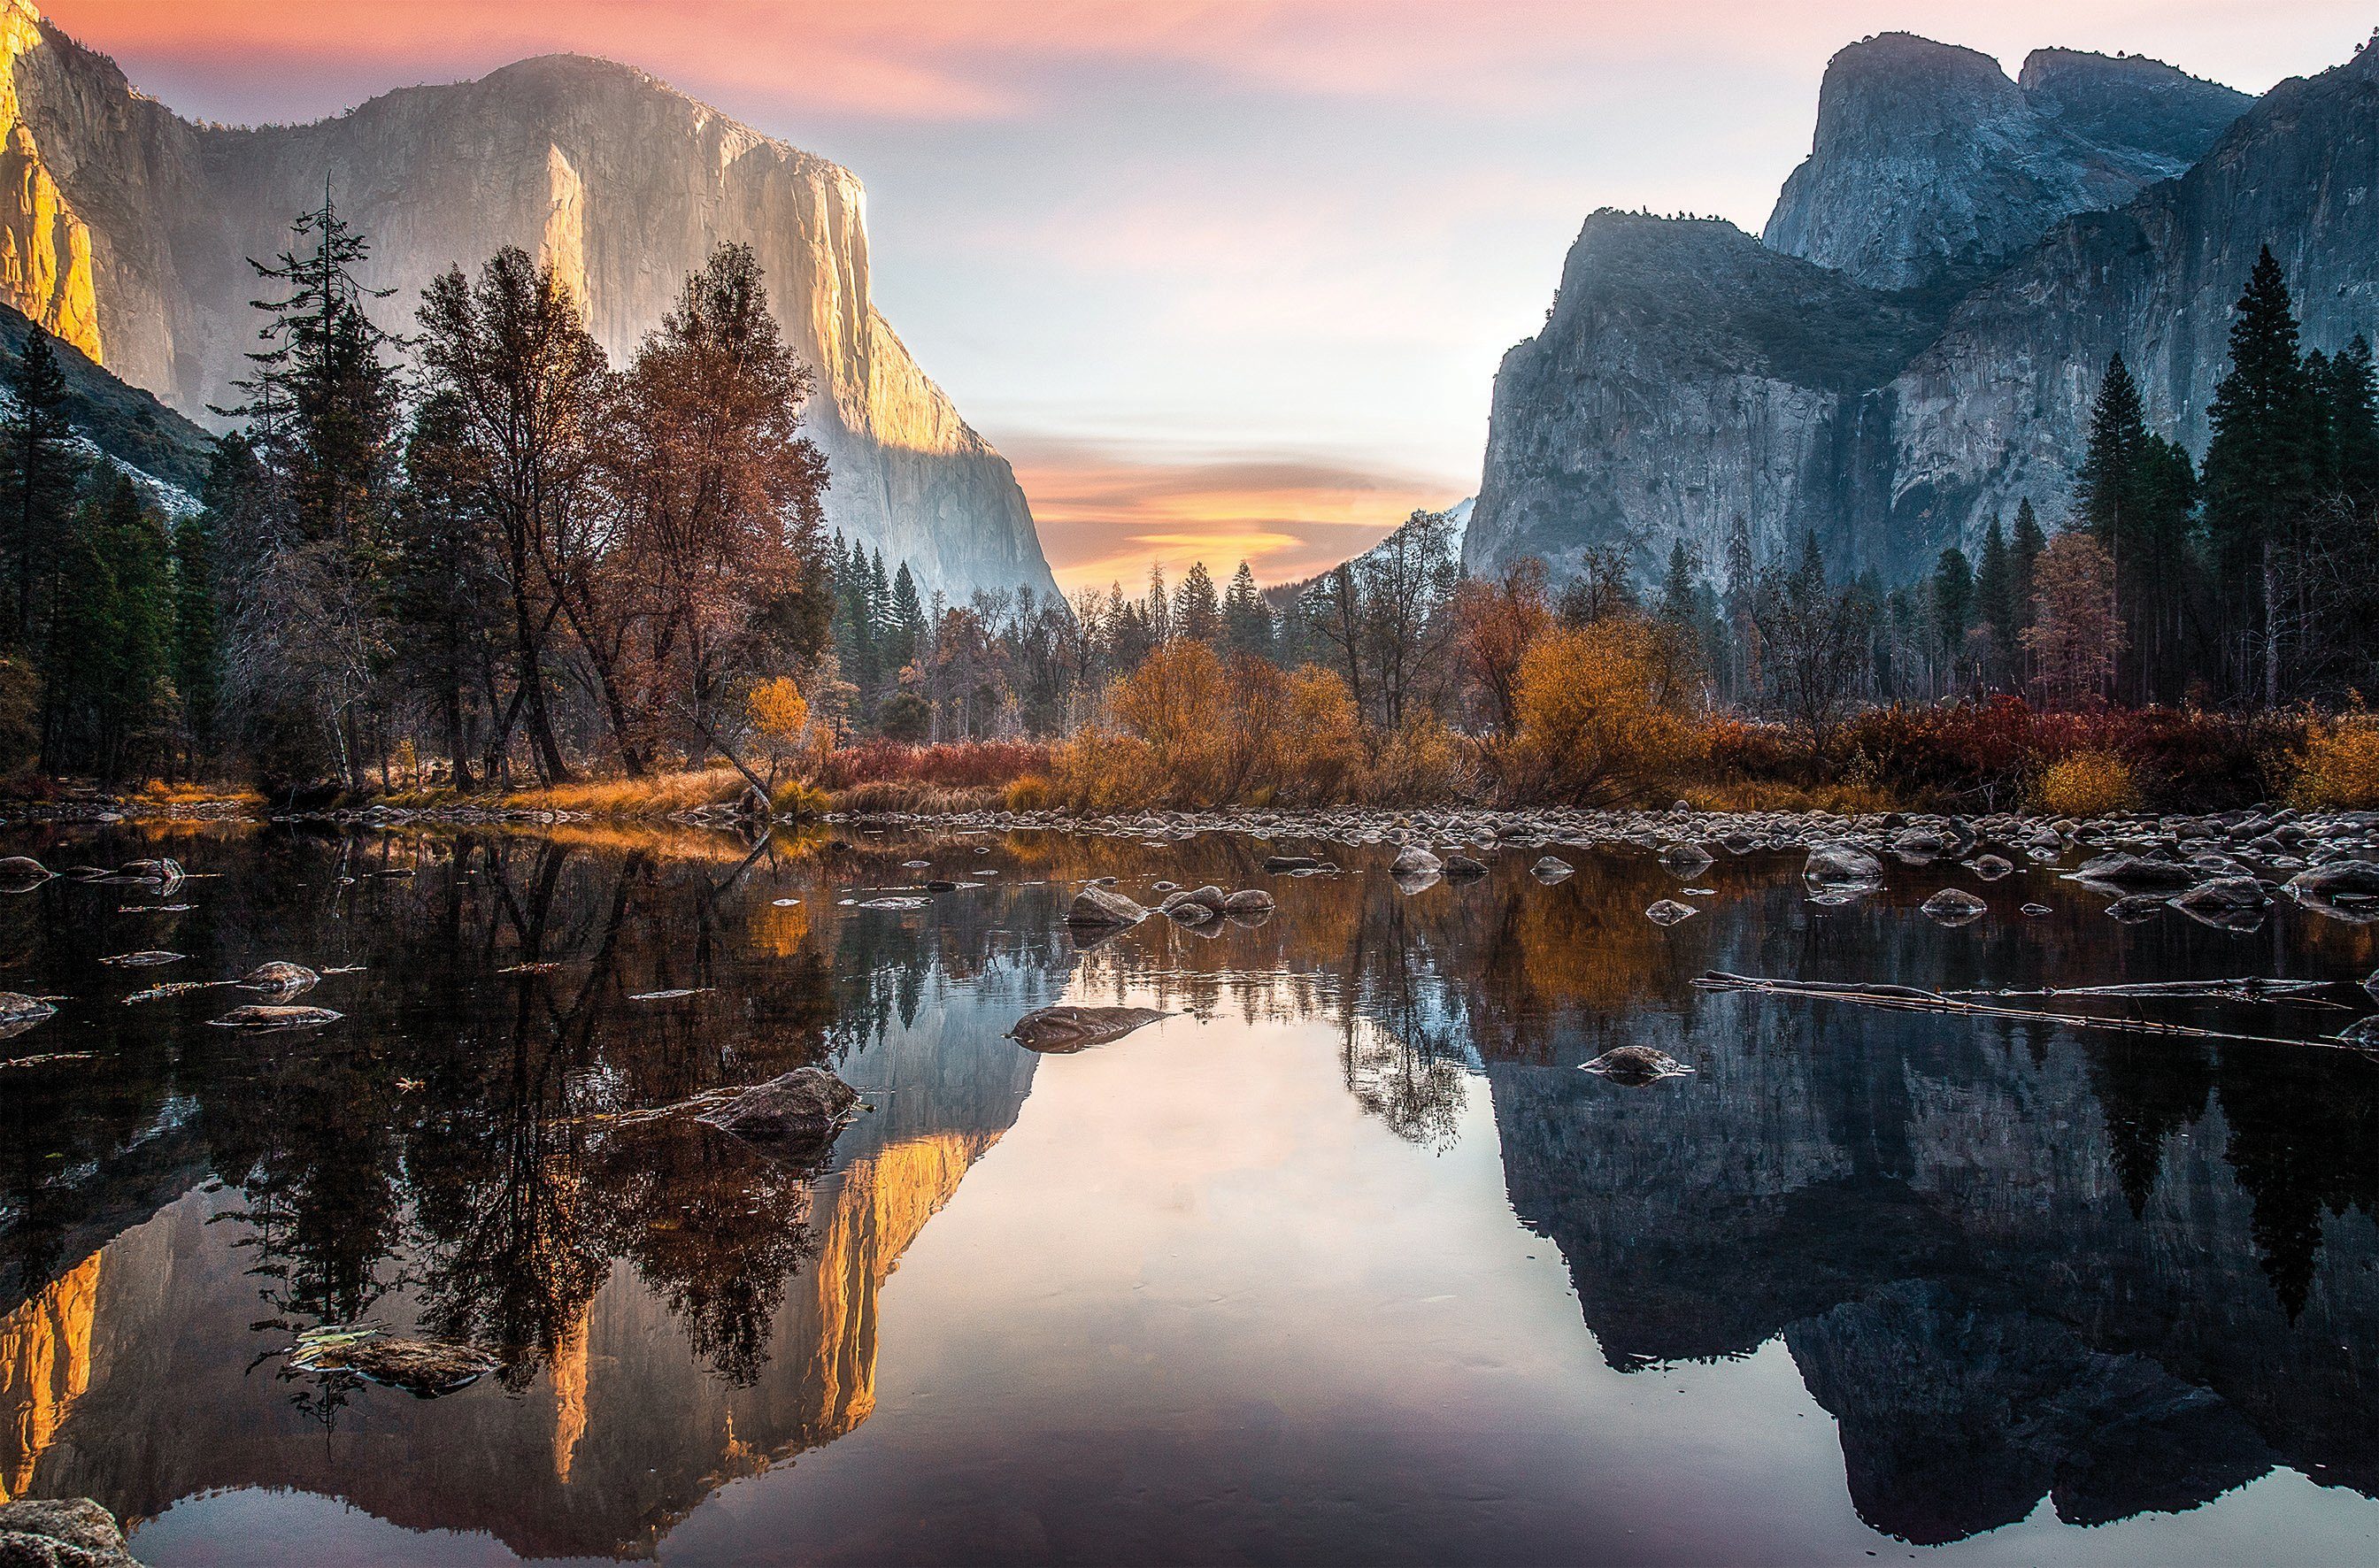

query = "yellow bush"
2293;715;2379;809
770;780;833;819
2036;749;2141;816
1509;617;1705;805
1005;773;1052;811
1048;727;1166;813
1367;711;1472;803
1275;665;1366;803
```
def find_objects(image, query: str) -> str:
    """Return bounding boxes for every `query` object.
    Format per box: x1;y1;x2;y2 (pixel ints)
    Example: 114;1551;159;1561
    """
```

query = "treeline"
0;194;835;795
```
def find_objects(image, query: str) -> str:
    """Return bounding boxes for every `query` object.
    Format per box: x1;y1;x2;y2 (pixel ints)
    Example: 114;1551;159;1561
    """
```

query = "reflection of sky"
45;1;2371;589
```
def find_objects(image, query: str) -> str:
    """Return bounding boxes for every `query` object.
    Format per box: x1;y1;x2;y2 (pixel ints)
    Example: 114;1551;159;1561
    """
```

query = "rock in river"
288;1326;501;1398
1531;857;1574;882
1582;1044;1694;1084
1804;842;1883;890
1067;885;1150;927
238;962;319;996
1008;1004;1173;1054
1919;888;1987;926
209;1004;343;1029
1222;888;1275;915
2068;853;2197;891
0;992;58;1026
695;1065;860;1160
0;1496;141;1566
0;855;52;888
1390;847;1444;876
1645;899;1698;926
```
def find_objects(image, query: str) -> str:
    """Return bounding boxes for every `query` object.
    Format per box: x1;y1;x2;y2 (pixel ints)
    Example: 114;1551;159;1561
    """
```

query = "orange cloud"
1005;436;1460;594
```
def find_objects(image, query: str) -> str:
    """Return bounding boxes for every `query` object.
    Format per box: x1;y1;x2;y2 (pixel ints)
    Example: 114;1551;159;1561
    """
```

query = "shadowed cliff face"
3;825;2377;1559
1469;35;2366;590
0;2;1057;602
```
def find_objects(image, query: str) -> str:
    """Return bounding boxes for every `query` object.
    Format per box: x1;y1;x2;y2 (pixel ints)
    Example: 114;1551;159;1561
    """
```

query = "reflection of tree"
2083;1038;2213;1218
1339;898;1467;1149
2215;1045;2379;1318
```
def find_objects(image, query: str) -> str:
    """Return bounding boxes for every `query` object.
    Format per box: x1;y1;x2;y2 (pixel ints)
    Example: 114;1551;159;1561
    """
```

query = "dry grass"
136;780;266;806
1679;779;1905;814
502;767;748;819
830;779;1007;815
2035;750;2142;816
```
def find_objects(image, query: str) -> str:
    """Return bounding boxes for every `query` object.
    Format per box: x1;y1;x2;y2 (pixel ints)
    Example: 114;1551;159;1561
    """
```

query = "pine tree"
1143;565;1171;644
1656;541;1698;626
0;328;83;647
102;477;174;776
1221;560;1272;658
1973;515;2015;690
885;562;925;676
171;505;221;773
2202;246;2318;702
1174;561;1221;642
2012;498;2046;687
1931;547;1973;687
2324;334;2379;504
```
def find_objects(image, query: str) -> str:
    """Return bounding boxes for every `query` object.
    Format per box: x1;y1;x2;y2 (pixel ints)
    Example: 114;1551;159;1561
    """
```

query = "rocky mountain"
1468;33;2375;589
0;1;1057;601
0;297;209;511
1764;35;2248;292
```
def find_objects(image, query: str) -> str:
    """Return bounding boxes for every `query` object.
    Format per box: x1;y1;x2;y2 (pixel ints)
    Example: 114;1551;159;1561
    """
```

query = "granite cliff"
0;2;1056;601
1468;33;2374;588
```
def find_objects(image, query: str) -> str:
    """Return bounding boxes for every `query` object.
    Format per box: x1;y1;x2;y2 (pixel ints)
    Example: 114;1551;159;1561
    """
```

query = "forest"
0;204;2374;818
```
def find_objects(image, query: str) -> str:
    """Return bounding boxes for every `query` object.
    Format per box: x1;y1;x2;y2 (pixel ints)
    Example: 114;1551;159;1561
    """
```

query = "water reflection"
0;821;2374;1560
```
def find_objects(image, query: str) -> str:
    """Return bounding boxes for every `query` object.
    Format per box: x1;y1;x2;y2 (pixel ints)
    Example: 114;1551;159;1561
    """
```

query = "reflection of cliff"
0;1250;97;1504
1483;968;2379;1543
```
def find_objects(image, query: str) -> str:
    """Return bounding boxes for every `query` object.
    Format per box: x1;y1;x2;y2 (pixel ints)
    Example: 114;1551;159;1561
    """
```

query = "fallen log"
1694;970;2371;1052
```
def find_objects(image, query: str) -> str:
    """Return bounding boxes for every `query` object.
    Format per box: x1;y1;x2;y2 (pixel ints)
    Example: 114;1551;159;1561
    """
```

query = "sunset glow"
44;0;2375;588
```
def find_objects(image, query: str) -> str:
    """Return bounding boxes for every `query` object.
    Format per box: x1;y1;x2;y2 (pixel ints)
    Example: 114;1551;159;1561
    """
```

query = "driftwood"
1695;970;2374;1053
1937;978;2345;1007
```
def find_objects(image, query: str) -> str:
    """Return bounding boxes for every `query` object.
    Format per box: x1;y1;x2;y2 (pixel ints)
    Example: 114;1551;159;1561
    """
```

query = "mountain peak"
1764;34;2247;289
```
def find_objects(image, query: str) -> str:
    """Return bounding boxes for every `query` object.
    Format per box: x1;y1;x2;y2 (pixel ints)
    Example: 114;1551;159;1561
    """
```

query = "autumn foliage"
1505;617;1705;805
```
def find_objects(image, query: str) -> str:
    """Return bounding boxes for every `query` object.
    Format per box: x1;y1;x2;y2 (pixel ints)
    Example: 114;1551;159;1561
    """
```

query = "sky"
41;1;2378;593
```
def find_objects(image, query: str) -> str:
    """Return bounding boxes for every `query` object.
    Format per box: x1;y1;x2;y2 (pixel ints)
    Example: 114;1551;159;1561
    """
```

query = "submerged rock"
1659;842;1714;876
99;950;183;967
1008;1004;1173;1054
0;1496;141;1566
1969;854;2014;880
1222;888;1275;915
1442;852;1490;878
1920;888;1987;925
209;1003;342;1029
2021;903;2054;917
1390;847;1444;876
1531;856;1574;881
1582;1044;1694;1084
1645;898;1699;926
695;1066;859;1159
1160;886;1228;918
288;1326;501;1398
2104;894;2171;923
1066;885;1149;926
1262;854;1320;872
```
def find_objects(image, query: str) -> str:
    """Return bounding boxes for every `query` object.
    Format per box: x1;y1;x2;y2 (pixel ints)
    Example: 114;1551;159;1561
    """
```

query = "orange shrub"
2293;713;2379;809
2035;749;2141;816
1509;617;1705;805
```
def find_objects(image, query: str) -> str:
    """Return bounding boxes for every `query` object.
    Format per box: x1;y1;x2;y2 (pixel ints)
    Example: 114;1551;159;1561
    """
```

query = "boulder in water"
1659;842;1713;876
1222;888;1275;915
287;1326;501;1398
238;962;320;996
695;1066;859;1159
0;855;51;889
1645;899;1698;926
1531;856;1574;882
1919;888;1987;926
1066;885;1149;927
1390;847;1444;876
1442;853;1490;878
209;1003;342;1029
1008;1004;1173;1054
2068;853;2196;891
0;992;57;1025
1804;842;1883;890
1582;1044;1694;1084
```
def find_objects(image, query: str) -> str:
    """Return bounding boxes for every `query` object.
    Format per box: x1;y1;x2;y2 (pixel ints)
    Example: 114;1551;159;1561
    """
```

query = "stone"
1531;856;1574;881
0;855;51;887
1221;888;1275;914
0;1497;140;1566
287;1327;502;1398
1919;888;1987;925
1581;1044;1694;1083
1441;853;1490;878
0;992;57;1024
2067;853;2197;890
1804;842;1884;889
209;1004;342;1029
695;1066;859;1157
238;962;319;996
1390;848;1444;876
1007;1004;1172;1054
1066;885;1148;926
1659;842;1714;876
2103;894;2171;923
1645;899;1699;926
1263;855;1320;872
1969;854;2014;880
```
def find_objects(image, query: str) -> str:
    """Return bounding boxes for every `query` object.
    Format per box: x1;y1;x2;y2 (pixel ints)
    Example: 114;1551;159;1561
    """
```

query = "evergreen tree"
1973;515;2015;690
2012;498;2046;686
0;328;83;647
1221;560;1272;658
1174;561;1221;642
390;392;497;788
1931;547;1973;681
171;505;220;772
2202;245;2319;702
1143;565;1171;644
885;562;925;677
2323;334;2379;504
1656;541;1698;626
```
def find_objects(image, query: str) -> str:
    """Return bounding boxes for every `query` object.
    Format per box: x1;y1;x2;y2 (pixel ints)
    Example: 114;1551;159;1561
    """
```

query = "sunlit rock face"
1468;36;2372;589
0;1251;98;1504
1763;35;2246;292
0;4;1057;601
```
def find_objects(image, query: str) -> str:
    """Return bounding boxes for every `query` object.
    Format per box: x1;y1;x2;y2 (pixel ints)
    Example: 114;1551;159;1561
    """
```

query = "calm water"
2;820;2376;1565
